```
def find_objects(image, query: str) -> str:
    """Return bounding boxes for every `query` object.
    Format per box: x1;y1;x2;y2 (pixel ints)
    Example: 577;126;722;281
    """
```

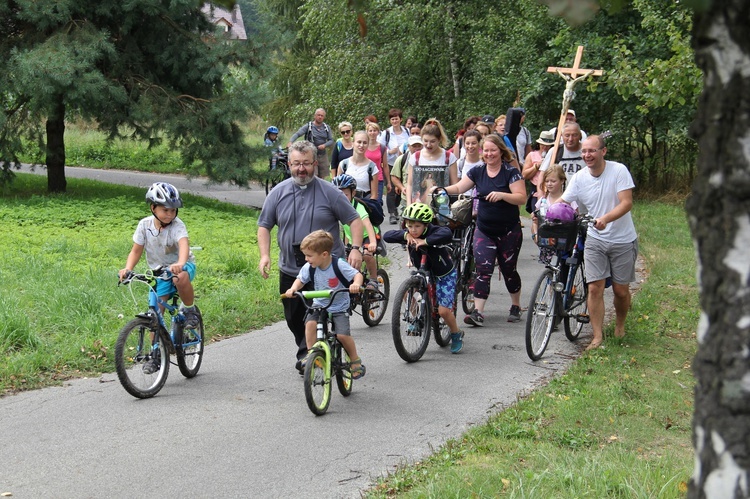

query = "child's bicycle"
525;214;593;360
390;246;455;362
266;147;290;195
115;267;204;398
285;288;362;416
345;244;390;326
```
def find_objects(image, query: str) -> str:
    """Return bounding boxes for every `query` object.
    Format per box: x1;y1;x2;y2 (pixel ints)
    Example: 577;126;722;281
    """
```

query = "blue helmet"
266;126;279;134
146;182;183;208
331;174;357;191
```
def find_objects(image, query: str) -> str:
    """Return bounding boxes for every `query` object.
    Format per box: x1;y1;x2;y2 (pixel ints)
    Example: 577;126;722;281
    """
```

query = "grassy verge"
0;174;282;394
368;200;697;498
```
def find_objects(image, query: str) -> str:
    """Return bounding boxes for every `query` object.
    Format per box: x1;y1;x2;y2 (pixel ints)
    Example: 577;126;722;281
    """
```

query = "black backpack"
353;197;385;227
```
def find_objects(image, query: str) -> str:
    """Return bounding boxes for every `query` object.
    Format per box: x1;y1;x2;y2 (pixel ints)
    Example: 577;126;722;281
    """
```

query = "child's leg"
438;306;460;333
336;335;359;363
363;253;377;280
174;263;197;307
305;320;317;350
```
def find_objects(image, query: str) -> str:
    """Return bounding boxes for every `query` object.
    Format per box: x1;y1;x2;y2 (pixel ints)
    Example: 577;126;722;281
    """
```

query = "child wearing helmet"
119;182;200;339
264;126;280;147
382;203;466;354
332;174;380;289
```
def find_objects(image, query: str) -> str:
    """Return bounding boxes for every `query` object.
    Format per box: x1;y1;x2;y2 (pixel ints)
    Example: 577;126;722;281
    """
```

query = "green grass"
368;200;696;498
0;174;282;393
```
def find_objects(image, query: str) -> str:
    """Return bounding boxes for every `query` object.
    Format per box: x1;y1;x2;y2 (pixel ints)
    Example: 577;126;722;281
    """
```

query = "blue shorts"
156;262;196;298
435;267;457;309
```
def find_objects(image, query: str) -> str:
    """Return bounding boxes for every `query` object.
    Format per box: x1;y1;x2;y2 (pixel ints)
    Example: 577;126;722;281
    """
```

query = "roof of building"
201;3;247;41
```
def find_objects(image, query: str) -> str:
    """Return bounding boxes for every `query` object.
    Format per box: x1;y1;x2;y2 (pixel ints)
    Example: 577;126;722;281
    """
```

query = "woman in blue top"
439;134;526;326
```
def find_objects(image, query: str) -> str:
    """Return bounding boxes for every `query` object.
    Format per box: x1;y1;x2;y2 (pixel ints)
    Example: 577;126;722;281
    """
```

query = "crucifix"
546;45;604;162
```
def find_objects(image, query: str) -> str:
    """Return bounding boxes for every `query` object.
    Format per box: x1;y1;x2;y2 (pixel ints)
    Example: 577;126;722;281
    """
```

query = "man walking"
287;108;335;178
561;135;638;350
540;122;586;182
258;141;364;372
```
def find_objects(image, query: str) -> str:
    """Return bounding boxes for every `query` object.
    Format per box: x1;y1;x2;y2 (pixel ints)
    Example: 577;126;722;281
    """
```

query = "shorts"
156;261;196;297
304;310;351;336
435;267;457;309
584;237;638;284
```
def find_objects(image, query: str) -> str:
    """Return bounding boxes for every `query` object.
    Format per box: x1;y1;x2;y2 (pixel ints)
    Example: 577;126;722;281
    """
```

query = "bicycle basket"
537;219;578;252
450;196;473;228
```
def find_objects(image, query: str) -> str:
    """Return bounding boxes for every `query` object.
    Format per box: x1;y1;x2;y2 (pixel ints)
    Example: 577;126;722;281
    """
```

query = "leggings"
473;224;523;300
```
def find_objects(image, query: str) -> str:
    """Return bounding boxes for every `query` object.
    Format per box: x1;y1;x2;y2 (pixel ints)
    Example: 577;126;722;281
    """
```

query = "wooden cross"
546;45;604;161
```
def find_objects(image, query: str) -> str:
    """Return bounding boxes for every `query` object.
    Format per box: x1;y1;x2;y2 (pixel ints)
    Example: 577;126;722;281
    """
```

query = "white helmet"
145;182;183;208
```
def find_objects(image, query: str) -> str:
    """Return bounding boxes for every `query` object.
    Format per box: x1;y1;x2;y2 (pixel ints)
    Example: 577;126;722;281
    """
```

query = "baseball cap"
567;109;576;117
481;115;495;124
408;135;423;146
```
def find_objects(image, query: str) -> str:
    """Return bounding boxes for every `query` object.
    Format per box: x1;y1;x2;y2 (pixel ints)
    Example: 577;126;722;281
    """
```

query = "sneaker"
450;331;464;354
142;352;161;374
507;305;522;323
366;279;378;291
182;306;201;329
389;215;398;225
464;310;484;327
294;359;304;375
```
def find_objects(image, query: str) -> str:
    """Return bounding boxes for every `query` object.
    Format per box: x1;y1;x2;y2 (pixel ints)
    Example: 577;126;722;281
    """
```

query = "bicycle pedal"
575;314;590;323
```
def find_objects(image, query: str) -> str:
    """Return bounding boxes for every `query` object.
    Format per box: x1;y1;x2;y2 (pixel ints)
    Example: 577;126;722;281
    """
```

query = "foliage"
0;0;273;191
0;174;282;393
369;200;697;498
262;0;701;192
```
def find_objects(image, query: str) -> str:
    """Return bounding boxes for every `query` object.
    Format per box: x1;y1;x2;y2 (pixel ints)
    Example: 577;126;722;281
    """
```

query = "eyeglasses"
340;130;352;134
290;161;314;168
581;148;602;155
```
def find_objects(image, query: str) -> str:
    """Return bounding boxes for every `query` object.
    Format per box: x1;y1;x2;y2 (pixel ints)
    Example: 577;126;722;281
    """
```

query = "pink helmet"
545;202;576;223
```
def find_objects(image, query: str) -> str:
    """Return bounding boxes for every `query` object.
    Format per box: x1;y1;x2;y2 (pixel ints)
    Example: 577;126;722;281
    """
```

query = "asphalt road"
2;165;587;498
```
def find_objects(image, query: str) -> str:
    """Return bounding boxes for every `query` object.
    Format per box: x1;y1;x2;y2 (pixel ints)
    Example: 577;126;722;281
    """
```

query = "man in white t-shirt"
562;135;638;350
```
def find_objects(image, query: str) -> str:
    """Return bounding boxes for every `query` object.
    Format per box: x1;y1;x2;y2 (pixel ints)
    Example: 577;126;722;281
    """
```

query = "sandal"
350;358;366;380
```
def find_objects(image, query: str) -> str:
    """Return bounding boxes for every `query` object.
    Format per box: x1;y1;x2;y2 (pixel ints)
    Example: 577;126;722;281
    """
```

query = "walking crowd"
251;106;639;374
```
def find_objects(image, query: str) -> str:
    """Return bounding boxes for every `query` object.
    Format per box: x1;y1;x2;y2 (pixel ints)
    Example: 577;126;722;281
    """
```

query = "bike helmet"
331;174;357;191
146;182;183;208
545;202;576;223
402;203;434;224
267;126;279;134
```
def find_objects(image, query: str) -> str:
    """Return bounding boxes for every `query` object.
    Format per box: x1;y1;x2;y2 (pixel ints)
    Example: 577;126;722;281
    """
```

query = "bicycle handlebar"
118;266;180;286
280;287;363;309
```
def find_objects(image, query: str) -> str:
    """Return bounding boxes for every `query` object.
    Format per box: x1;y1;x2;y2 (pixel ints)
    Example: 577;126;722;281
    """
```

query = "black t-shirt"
467;162;523;237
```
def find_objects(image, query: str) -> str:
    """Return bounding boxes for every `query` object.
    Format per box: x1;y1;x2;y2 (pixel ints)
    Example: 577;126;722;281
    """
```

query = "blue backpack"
354;197;385;227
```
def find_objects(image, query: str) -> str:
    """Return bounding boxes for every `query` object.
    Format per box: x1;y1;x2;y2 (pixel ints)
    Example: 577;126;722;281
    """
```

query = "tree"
685;0;750;496
0;0;265;192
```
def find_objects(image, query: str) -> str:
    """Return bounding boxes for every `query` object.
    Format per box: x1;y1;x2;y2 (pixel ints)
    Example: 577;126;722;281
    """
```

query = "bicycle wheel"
176;306;204;378
432;315;452;347
461;255;476;315
564;262;588;341
525;270;557;361
334;343;353;397
391;276;431;362
362;269;390;326
115;318;170;399
303;349;331;415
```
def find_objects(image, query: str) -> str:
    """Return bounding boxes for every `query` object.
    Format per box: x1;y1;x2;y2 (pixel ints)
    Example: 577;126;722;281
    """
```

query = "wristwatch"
351;245;362;252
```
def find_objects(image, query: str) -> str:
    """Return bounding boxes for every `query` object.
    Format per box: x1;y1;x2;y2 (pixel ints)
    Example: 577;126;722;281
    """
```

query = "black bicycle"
525;214;593;361
345;244;390;327
266;147;290;195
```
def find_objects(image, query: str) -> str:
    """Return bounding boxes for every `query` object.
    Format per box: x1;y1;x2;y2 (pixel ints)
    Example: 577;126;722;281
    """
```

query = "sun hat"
408;135;423;146
536;130;556;146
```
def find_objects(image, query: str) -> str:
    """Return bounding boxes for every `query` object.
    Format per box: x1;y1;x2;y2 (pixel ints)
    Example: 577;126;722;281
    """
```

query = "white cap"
408;135;423;146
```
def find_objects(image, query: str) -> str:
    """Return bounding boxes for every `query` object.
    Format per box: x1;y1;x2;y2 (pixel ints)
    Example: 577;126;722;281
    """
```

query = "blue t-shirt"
297;258;359;313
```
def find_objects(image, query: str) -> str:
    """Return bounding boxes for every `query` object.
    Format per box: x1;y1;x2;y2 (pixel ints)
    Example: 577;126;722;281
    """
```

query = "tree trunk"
45;95;66;193
446;5;460;100
687;1;750;497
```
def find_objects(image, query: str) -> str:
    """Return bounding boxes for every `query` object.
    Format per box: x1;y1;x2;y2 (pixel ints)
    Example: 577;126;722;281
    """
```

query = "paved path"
2;165;587;498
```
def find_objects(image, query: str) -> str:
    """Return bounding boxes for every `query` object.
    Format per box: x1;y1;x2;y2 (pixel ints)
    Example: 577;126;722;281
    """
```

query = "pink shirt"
365;146;385;181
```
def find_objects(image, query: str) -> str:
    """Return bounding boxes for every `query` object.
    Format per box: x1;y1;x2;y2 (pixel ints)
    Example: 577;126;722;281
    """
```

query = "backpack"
353;197;385;227
309;257;352;289
305;121;331;143
414;149;452;168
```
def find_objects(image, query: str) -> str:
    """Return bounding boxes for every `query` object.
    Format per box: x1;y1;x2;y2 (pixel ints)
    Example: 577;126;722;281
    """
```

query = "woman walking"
330;121;355;177
336;130;378;198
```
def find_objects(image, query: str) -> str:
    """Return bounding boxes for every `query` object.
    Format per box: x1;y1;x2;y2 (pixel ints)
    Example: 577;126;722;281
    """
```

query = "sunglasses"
340;130;352;134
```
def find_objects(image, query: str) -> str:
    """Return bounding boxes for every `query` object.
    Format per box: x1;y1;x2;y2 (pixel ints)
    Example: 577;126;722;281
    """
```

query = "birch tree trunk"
687;1;750;497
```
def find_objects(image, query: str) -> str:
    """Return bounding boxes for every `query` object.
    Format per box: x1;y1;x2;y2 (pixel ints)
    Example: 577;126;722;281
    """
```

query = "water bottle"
435;191;451;222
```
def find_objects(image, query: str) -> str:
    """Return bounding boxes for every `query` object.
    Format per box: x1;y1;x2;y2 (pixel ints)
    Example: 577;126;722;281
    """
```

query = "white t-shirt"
459;158;483;180
562;160;637;244
340;158;377;194
133;216;195;269
379;127;411;166
539;144;586;182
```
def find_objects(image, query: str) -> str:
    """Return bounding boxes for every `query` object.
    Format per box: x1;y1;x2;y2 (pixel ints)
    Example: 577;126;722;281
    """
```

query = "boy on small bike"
382;203;465;354
284;230;366;379
118;182;200;338
331;174;380;290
